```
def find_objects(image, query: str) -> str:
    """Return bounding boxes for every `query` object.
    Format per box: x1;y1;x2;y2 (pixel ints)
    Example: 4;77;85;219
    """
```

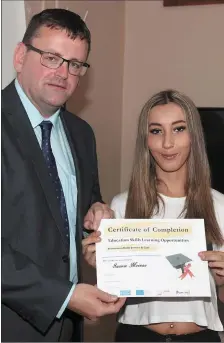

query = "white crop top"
110;189;224;331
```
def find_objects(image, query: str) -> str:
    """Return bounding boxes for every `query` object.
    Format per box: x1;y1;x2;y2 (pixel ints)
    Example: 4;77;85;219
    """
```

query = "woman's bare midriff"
144;322;205;335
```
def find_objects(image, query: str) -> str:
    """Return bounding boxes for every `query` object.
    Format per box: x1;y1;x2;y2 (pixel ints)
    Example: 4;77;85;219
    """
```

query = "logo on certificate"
166;253;195;280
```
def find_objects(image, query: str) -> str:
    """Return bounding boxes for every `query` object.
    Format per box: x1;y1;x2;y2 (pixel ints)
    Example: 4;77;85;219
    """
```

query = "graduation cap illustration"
166;253;192;274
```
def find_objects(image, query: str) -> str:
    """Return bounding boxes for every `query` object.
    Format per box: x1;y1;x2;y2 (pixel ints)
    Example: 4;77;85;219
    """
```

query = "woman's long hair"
125;89;223;246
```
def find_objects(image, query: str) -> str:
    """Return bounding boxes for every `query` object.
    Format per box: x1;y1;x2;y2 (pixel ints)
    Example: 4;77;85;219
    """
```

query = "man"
2;8;125;342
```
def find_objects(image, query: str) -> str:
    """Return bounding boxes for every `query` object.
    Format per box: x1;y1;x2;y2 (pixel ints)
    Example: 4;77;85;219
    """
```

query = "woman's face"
148;103;191;174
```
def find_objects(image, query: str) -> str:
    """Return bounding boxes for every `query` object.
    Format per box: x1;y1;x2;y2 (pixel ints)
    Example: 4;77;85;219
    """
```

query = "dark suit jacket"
1;81;103;341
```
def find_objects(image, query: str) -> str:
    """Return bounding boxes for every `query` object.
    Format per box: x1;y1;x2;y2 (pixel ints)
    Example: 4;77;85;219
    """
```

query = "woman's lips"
161;153;178;160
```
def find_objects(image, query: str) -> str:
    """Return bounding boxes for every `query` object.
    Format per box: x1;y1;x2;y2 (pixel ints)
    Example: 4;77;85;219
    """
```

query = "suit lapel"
2;82;68;247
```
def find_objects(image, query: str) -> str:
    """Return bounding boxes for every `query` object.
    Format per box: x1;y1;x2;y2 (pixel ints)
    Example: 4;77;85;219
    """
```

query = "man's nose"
55;61;69;79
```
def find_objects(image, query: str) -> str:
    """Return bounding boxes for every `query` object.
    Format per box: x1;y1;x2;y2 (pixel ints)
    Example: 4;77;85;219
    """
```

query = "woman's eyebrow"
172;120;186;125
148;122;162;127
148;120;186;127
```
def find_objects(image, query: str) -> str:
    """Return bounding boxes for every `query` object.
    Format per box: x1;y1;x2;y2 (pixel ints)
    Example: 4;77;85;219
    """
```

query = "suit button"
62;255;69;263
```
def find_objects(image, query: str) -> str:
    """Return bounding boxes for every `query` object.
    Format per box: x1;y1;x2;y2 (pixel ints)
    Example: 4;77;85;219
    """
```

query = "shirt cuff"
56;284;76;319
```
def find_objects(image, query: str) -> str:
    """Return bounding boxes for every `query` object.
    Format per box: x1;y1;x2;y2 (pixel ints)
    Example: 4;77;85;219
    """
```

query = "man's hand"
84;202;114;231
82;231;101;267
199;250;224;286
68;284;126;320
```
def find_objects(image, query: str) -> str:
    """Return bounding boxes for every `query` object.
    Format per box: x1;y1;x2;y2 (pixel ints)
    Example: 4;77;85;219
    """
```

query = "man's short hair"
22;8;91;54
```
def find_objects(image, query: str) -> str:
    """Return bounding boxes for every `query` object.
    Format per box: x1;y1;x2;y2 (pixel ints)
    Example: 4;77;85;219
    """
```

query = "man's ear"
13;42;27;73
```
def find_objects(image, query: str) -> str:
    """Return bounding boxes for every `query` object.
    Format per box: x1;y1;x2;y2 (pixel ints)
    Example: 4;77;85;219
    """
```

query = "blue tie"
40;121;70;245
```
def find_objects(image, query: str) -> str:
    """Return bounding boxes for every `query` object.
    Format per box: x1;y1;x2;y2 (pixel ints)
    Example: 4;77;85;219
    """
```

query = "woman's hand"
82;231;101;268
84;202;114;231
199;250;224;285
199;250;224;302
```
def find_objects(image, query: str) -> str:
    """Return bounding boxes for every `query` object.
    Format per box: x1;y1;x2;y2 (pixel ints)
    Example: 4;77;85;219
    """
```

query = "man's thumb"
96;288;118;303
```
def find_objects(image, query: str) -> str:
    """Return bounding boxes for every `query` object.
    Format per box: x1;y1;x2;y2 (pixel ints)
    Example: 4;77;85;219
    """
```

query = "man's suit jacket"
2;81;103;341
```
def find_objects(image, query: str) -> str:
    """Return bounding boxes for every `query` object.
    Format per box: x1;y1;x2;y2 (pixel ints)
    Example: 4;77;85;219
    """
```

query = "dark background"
198;108;224;194
199;108;224;331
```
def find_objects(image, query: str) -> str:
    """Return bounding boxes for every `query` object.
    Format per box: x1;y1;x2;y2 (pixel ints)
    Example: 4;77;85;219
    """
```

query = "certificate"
96;219;211;297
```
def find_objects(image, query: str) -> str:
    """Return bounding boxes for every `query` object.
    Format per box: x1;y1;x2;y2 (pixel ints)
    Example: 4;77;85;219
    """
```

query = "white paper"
96;219;211;297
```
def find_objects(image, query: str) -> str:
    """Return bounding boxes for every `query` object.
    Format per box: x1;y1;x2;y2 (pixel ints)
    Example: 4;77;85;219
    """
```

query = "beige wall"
121;0;224;190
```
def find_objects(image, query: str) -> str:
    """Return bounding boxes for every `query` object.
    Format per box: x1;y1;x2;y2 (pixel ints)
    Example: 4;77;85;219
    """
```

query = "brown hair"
22;8;91;54
126;89;223;246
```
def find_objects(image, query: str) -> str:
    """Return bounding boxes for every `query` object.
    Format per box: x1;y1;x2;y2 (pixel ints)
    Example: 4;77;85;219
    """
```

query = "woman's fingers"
82;231;101;267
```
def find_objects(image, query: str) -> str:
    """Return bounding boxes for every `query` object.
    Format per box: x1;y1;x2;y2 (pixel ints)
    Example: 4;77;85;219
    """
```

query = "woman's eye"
150;128;161;135
174;126;186;132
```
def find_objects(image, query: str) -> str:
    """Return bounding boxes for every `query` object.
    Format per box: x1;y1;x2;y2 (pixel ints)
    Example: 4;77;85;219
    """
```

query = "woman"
83;90;224;342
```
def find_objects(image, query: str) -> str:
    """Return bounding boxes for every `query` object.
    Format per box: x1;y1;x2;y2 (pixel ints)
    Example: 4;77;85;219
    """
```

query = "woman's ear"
13;42;27;73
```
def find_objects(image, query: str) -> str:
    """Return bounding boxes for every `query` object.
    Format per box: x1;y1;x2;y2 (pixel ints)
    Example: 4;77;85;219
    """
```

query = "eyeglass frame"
25;43;90;76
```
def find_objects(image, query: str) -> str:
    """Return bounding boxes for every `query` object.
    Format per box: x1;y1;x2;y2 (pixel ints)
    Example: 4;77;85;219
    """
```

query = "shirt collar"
15;78;61;129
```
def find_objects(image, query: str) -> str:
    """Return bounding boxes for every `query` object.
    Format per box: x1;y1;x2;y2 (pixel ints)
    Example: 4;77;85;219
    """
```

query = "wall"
121;0;224;190
2;0;26;88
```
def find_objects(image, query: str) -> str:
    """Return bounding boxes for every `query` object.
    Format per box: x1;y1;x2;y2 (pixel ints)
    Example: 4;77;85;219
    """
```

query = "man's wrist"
56;284;76;318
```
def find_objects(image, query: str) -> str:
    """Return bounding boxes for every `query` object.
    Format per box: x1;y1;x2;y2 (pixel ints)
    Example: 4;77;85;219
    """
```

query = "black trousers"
59;310;83;342
115;323;221;342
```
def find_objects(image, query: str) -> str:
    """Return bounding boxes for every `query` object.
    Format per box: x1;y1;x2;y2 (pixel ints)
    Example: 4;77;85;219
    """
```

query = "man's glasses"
25;44;90;76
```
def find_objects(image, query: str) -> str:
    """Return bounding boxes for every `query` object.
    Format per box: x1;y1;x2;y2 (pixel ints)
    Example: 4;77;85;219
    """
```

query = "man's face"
14;26;89;116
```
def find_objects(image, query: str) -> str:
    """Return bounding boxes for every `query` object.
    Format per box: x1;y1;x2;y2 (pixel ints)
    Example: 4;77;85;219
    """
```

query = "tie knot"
40;120;53;132
40;121;53;140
